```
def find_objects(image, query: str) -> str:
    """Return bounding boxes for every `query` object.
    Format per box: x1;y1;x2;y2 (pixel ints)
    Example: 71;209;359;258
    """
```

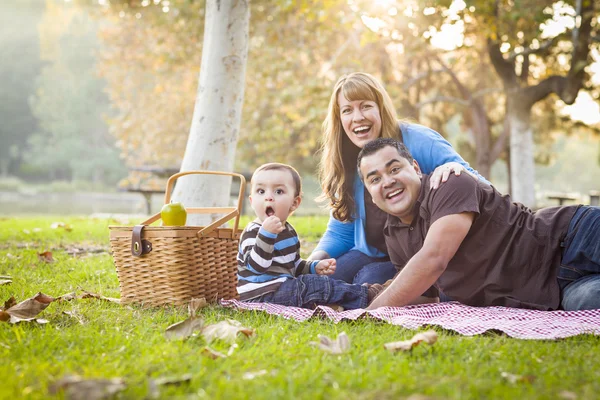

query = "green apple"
161;201;187;226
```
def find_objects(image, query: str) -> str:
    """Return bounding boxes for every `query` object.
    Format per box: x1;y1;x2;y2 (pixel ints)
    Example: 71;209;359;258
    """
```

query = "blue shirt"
314;123;490;258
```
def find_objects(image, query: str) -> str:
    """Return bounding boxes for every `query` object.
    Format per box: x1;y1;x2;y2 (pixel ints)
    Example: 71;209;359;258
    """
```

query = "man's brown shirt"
384;174;578;310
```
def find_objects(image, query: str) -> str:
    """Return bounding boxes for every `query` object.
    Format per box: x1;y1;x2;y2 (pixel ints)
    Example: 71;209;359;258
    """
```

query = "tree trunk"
507;100;535;207
173;0;250;226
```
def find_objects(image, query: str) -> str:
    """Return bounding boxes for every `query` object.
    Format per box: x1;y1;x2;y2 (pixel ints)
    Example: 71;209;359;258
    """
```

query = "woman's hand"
430;162;470;189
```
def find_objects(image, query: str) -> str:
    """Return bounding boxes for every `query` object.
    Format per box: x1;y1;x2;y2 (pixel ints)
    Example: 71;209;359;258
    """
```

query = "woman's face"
338;92;382;149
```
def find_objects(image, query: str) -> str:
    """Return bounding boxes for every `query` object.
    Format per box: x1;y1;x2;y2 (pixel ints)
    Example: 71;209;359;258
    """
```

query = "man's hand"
315;258;336;275
261;216;285;234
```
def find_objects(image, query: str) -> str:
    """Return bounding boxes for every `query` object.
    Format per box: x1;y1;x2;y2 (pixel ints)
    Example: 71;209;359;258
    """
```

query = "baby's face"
249;169;299;223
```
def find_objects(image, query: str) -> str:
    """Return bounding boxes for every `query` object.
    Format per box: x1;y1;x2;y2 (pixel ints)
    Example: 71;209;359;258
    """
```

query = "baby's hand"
316;258;336;275
262;216;284;234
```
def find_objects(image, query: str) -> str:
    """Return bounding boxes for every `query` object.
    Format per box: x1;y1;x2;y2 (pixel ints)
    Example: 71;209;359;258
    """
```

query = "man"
357;137;600;311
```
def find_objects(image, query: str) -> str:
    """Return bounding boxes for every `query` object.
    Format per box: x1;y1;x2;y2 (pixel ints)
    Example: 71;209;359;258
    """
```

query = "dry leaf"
384;330;438;352
165;317;204;340
201;320;254;344
64;311;85;324
37;251;54;263
0;311;9;322
188;298;207;316
242;370;268;380
50;375;126;400
5;253;18;259
51;222;73;231
201;346;227;359
2;296;17;310
56;292;78;302
0;278;11;286
3;292;54;323
147;374;192;399
500;371;536;384
558;390;578;400
311;332;351;354
79;291;120;304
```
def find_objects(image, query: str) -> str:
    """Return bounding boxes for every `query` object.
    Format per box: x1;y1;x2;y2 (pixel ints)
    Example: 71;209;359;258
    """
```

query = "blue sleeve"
401;123;490;184
313;212;355;259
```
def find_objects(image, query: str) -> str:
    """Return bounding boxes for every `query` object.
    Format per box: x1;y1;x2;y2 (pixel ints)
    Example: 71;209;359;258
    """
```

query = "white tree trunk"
508;113;536;208
173;0;249;226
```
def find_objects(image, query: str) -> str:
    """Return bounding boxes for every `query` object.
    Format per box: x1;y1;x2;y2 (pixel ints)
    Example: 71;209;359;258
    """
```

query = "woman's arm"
309;213;355;260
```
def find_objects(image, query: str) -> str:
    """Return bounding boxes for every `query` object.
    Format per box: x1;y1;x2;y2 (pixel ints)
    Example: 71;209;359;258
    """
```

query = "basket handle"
140;170;246;238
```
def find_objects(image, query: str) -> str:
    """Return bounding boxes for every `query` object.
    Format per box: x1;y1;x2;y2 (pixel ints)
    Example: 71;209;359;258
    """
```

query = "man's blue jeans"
249;274;369;310
557;206;600;310
329;250;397;285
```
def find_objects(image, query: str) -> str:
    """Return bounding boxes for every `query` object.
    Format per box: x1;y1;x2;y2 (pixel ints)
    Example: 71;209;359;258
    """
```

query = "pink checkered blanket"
221;300;600;340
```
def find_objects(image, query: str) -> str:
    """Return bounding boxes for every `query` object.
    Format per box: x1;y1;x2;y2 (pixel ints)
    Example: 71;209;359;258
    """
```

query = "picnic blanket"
221;300;600;340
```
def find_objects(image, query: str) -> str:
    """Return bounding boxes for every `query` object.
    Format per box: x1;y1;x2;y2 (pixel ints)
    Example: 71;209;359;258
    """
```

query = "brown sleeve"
426;174;481;225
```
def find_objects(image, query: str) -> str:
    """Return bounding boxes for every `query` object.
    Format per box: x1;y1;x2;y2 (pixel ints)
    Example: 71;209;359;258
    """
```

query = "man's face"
249;169;300;223
359;146;422;224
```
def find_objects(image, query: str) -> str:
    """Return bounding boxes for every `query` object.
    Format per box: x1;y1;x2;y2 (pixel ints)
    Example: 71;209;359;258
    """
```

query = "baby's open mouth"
265;206;275;217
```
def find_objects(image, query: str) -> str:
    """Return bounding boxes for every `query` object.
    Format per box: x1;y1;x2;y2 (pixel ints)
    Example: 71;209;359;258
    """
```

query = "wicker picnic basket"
109;170;246;306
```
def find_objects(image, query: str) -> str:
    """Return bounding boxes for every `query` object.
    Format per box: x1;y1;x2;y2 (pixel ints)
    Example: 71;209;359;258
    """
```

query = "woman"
309;72;489;286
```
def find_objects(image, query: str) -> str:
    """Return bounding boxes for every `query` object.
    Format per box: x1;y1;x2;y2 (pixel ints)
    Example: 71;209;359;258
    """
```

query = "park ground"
1;215;599;399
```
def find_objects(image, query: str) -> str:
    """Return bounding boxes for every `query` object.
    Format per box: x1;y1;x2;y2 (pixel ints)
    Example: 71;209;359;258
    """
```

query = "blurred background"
1;0;599;216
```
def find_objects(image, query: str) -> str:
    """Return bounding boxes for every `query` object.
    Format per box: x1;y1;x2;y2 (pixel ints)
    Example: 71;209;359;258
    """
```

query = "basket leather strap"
131;225;153;257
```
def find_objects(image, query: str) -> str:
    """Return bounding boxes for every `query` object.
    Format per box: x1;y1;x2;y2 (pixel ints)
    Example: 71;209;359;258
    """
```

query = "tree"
481;0;598;206
0;0;44;177
172;0;250;225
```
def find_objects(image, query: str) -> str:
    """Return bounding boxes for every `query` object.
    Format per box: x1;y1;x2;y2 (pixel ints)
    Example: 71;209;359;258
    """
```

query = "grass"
1;215;599;399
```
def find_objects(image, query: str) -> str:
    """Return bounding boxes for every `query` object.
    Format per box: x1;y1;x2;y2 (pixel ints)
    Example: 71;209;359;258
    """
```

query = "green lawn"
1;216;599;399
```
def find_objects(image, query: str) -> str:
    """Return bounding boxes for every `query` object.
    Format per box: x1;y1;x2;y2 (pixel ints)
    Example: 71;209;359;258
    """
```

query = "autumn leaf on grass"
165;316;204;341
49;375;126;400
201;319;254;344
188;297;207;315
51;222;73;232
38;251;54;263
79;291;120;304
147;374;192;399
3;296;17;310
201;346;227;359
311;332;351;354
1;292;55;324
56;292;78;302
0;276;11;286
500;371;536;384
384;330;438;352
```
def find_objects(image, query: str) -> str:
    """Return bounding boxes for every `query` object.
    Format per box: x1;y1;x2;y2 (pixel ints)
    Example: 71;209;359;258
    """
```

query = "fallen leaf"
79;291;120;304
37;251;54;263
0;311;9;322
201;319;254;344
51;222;73;231
49;375;126;400
56;292;78;302
242;370;268;380
188;297;207;316
500;371;536;384
384;330;438;352
201;346;227;359
32;228;42;233
559;390;578;400
147;374;192;399
165;317;204;340
64;311;85;324
311;332;351;354
0;278;11;286
5;253;18;259
4;292;54;322
2;296;17;310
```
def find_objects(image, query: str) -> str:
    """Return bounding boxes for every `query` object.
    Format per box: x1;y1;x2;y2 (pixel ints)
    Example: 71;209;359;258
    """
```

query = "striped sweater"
236;221;318;301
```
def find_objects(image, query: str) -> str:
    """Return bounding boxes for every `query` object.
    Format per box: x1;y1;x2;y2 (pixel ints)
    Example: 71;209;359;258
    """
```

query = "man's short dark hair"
357;138;414;181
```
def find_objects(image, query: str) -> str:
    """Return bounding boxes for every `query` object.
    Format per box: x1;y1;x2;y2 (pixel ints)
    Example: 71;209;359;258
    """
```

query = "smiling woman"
310;72;489;288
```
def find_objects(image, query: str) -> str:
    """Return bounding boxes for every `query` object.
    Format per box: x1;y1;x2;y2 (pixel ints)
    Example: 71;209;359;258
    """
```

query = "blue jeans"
249;274;369;310
557;206;600;310
330;250;397;285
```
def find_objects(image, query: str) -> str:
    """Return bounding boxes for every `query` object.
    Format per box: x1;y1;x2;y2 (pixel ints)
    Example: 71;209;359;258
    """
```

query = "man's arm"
367;212;474;309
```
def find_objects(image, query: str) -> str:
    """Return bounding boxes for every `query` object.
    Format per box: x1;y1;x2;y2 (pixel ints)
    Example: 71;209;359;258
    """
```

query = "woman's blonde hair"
317;72;401;222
